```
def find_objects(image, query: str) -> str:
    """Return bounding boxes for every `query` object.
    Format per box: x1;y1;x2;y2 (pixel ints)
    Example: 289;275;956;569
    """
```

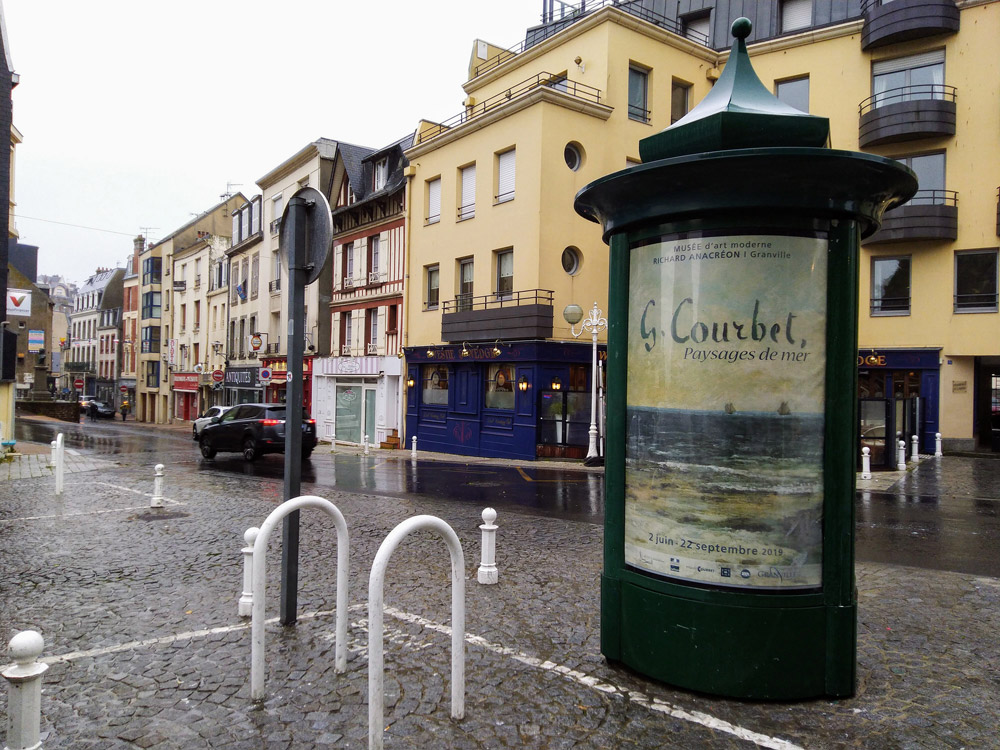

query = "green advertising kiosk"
574;18;917;700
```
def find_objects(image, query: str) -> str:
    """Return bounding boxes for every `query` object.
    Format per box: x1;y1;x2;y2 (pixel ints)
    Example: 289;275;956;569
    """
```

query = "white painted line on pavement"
96;481;183;506
381;605;804;750
33;603;803;750
0;503;184;523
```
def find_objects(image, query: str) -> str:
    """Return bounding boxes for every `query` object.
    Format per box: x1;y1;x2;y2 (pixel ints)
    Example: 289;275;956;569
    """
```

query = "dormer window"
373;158;388;191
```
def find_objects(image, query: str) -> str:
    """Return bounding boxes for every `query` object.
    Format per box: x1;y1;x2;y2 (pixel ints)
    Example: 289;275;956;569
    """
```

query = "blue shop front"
404;341;605;461
858;347;940;468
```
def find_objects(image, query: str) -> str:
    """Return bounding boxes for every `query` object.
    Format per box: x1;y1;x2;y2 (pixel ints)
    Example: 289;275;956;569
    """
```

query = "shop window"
871;256;911;315
628;65;649;123
776;76;809;113
485;364;514;410
954;249;999;313
422;364;449;405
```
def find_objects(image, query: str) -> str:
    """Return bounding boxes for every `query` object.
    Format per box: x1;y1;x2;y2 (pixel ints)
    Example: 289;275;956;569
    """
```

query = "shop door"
335;383;363;444
363;387;377;445
313;377;336;441
859;399;891;468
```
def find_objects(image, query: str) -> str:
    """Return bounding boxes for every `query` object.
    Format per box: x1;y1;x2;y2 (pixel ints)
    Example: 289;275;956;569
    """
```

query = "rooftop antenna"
139;227;158;248
222;181;242;201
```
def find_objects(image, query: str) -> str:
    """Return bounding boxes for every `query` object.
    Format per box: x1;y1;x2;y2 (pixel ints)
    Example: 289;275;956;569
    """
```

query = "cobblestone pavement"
0;445;116;481
1;451;998;749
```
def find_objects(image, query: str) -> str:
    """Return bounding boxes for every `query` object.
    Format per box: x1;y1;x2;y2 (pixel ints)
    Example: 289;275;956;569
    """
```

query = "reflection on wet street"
14;416;1000;575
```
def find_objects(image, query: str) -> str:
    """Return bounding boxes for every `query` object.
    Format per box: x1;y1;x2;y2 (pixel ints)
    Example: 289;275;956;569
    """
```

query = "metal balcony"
861;0;960;51
858;85;956;147
441;289;554;342
863;190;958;244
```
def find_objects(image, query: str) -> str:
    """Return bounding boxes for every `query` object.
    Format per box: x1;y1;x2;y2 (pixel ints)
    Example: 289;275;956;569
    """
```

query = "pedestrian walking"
120;401;129;421
88;401;97;422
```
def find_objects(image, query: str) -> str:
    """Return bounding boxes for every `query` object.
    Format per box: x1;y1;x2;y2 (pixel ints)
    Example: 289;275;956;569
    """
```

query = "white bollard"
935;432;943;457
54;433;65;496
2;630;49;750
49;440;56;469
477;508;499;585
363;434;370;456
411;435;417;458
897;440;906;471
911;434;919;462
861;447;871;480
151;464;164;508
238;527;259;618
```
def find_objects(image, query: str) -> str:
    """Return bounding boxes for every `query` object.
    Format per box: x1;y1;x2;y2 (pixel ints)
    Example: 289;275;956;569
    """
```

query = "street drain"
129;511;191;522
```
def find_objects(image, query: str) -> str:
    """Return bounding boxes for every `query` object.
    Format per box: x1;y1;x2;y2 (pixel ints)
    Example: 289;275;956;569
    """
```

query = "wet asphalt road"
15;415;1000;577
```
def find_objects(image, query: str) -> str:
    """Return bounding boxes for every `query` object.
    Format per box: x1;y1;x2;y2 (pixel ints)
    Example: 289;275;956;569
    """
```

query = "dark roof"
332;133;414;215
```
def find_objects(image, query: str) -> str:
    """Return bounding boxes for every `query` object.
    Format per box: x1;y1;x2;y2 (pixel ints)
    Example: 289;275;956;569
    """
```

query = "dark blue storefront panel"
405;342;603;460
858;348;941;456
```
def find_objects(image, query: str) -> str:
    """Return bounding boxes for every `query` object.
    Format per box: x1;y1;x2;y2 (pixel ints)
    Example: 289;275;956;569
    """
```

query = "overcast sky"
4;0;542;286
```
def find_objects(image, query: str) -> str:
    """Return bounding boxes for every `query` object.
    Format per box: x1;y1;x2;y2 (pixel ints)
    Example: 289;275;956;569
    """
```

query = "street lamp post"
565;302;607;466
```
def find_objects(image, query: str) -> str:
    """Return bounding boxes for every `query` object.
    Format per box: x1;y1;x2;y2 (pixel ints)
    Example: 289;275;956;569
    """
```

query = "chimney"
134;235;145;254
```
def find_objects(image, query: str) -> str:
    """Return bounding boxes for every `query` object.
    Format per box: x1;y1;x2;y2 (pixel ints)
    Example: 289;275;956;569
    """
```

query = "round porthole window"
562;246;582;275
564;142;584;171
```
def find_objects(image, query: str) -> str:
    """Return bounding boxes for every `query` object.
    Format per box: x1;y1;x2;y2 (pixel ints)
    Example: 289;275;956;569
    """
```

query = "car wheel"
192;426;199;441
200;439;216;459
242;437;258;462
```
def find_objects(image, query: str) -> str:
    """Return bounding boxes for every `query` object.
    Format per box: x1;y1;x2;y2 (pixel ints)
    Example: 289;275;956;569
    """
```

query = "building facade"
223;195;264;405
312;137;409;448
67;268;123;398
255;139;338;411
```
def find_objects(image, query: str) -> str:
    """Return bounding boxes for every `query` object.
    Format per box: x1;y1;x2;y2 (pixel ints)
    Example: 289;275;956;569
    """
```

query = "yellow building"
136;196;243;424
404;0;998;460
403;4;716;459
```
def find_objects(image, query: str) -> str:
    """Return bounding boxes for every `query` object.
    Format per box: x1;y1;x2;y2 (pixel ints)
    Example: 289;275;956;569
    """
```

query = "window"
781;0;812;33
683;13;710;44
896;153;946;205
458;258;474;311
241;206;250;241
271;195;283;234
422;365;449;405
141;291;161;319
145;361;160;389
251;253;259;299
496;250;513;298
373;158;388;191
340;313;353;355
387;304;398;333
485;364;515;410
342;242;355;288
628;65;649;122
180;304;186;330
873;50;944;109
496;149;516;204
564;142;583;171
251;197;261;234
776;76;809;113
141;326;160;354
871;256;911;315
562;247;582;276
671;80;692;124
366;309;378;354
272;251;282;290
427;177;441;224
955;249;998;312
426;265;440;309
142;257;162;285
194;300;201;330
232;211;240;244
459;164;476;220
368;235;381;283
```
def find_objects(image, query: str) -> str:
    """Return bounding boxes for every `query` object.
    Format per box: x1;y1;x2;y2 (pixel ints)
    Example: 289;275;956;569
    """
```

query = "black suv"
199;403;317;461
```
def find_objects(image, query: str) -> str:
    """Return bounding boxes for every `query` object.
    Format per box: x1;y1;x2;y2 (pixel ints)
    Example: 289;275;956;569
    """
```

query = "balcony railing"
367;343;378;355
859;85;956;116
269;279;281;293
474;1;705;78
442;288;553;313
269;218;281;235
341;345;353;356
864;190;958;244
955;292;998;312
416;73;602;144
870;297;910;315
265;343;280;354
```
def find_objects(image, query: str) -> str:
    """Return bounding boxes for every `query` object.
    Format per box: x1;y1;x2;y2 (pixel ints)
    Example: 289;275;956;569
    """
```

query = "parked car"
192;405;231;440
198;403;316;461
